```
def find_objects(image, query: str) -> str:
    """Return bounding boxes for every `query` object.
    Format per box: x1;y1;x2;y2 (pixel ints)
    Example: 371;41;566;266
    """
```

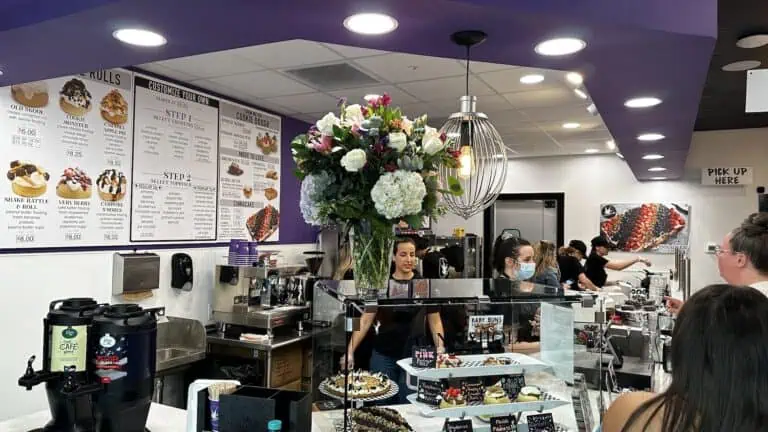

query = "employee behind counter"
342;237;445;404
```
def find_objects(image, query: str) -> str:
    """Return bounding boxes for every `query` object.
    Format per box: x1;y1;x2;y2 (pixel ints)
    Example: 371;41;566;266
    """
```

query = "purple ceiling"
0;0;716;179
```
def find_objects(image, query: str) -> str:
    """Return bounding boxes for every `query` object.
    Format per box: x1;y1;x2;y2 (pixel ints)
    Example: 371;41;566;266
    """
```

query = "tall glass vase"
349;222;394;298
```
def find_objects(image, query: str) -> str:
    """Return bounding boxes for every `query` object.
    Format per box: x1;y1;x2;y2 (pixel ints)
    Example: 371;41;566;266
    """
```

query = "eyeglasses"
714;246;743;257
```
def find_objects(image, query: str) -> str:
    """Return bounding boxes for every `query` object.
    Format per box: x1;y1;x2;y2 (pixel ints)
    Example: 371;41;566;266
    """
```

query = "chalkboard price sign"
417;379;443;406
412;346;437;369
490;415;517;432
501;374;526;399
444;419;473;432
461;380;485;404
526;413;555;432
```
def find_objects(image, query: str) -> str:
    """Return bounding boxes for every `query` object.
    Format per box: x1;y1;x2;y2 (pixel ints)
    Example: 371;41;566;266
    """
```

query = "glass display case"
311;279;605;432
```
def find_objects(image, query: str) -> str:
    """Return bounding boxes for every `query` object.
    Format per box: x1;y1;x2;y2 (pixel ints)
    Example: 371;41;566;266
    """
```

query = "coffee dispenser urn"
19;298;105;432
91;304;164;432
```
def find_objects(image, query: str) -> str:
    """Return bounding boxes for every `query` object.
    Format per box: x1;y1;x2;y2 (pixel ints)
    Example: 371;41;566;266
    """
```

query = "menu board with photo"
130;75;219;242
217;101;281;242
0;69;133;248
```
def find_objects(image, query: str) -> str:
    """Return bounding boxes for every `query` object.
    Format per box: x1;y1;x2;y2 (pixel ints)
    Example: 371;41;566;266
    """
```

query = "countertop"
0;403;185;432
207;327;329;351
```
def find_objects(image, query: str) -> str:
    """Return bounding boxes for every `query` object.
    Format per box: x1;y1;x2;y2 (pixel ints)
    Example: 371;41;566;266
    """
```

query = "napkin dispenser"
112;252;161;295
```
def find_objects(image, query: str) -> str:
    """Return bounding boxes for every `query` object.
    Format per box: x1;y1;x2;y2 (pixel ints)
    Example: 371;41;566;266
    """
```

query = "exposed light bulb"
458;145;474;179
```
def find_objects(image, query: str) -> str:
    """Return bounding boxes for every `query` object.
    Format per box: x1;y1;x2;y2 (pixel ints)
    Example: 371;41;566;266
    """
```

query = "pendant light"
439;30;508;220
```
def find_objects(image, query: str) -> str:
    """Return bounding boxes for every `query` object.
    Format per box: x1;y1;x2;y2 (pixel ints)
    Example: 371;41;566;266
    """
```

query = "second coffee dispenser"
19;298;164;432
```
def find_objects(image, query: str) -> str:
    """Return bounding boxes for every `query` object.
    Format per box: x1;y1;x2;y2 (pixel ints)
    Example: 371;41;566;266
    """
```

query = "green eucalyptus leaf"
404;214;422;229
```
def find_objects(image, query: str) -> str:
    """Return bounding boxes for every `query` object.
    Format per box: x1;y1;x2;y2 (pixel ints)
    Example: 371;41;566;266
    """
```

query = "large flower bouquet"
291;94;463;292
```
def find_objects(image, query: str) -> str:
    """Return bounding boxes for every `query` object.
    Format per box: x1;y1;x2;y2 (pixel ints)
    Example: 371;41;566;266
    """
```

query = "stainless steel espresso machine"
207;262;324;390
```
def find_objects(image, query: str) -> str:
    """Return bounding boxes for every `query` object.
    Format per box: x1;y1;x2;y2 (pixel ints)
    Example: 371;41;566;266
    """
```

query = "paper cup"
209;397;220;432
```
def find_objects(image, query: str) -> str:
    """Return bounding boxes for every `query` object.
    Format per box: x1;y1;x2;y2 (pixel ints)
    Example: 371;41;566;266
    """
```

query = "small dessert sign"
461;380;485;404
526;413;555;432
412;346;437;368
417;379;443;405
501;374;526;399
444;419;473;432
490;415;517;432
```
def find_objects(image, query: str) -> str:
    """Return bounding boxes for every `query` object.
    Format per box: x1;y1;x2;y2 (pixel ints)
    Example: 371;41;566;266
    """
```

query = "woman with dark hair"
603;284;768;431
492;235;540;353
341;237;445;404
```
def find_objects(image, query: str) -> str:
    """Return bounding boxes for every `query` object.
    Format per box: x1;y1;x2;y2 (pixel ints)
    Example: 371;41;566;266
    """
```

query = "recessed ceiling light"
566;72;583;85
520;74;544;84
605;140;616;150
650;176;668;181
616;152;624;159
625;96;662;108
642;153;664;160
637;133;665;141
0;69;4;76
535;38;586;56
574;88;588;99
584;148;599;154
343;13;398;35
722;60;761;72
112;28;167;47
648;166;667;172
737;34;768;49
364;94;380;102
562;122;581;129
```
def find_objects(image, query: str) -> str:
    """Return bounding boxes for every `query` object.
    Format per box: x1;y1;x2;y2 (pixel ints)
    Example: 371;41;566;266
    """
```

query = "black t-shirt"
585;252;609;287
374;271;438;358
557;255;584;290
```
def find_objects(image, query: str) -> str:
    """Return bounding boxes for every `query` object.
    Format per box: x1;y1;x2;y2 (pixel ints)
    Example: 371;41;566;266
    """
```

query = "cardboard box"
279;379;302;391
270;343;302;388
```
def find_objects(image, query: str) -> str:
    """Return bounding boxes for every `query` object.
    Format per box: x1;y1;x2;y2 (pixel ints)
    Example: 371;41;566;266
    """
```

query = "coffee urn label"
94;333;129;381
50;325;87;372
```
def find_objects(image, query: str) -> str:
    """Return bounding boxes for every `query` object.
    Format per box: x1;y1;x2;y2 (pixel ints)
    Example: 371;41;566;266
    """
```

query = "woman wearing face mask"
492;236;540;353
585;236;651;288
341;238;444;404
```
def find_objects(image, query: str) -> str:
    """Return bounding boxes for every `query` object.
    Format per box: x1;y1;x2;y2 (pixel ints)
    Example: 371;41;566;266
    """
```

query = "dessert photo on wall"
600;202;689;253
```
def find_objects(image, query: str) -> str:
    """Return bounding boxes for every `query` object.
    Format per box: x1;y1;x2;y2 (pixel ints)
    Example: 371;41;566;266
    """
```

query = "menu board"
217;101;281;242
131;75;219;242
0;69;133;248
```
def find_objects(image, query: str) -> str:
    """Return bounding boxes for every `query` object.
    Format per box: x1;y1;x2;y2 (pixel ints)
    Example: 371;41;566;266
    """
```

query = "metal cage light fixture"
439;30;508;219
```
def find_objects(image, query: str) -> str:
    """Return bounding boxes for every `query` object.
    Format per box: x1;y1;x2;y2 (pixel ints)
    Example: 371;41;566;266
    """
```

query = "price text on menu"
130;75;219;242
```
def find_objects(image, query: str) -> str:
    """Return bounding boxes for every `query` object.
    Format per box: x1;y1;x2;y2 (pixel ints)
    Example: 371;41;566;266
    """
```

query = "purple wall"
279;116;316;244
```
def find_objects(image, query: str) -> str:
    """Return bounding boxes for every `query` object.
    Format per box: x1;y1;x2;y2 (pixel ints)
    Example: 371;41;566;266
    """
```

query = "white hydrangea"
299;172;334;225
370;171;427;219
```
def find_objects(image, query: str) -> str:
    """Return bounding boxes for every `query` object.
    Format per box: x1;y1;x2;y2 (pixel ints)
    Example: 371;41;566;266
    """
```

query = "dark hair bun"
742;212;768;236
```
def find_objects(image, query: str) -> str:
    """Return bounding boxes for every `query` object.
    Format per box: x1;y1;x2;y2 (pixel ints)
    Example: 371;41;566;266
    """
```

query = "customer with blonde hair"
532;240;560;287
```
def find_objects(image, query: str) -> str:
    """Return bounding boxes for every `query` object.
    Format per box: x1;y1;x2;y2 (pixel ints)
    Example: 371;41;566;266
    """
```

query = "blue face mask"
517;262;536;280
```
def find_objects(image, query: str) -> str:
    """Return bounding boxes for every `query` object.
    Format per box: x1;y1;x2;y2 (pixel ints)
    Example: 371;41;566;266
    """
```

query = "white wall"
0;243;312;421
435;128;768;289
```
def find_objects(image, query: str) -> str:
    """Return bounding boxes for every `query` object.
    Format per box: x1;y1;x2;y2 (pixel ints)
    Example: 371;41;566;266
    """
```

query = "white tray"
319;380;400;403
405;392;569;418
397;353;552;379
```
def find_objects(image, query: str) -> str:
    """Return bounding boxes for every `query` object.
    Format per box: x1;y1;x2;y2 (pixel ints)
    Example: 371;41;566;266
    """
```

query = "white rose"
401;117;414;136
316;112;340;135
340;149;367;172
422;126;444;155
388;132;408;152
343;104;365;127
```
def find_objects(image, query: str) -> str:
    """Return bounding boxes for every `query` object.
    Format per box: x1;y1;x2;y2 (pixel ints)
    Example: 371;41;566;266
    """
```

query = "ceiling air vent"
284;63;379;90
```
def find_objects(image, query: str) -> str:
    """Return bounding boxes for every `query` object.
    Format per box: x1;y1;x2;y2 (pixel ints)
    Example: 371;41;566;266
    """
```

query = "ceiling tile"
153;50;263;79
322;42;389;59
399;102;436;119
502;131;558;147
507;142;563;156
466;60;517;74
520;103;593;123
479;67;567;94
399;75;495;102
502;87;575;109
548;128;612;142
245;97;299;115
233;40;342;69
294;113;321;124
188;79;240;98
353;53;466;83
210;70;315;98
263;93;338;114
536;120;607;133
137;64;198;82
329;85;418;105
